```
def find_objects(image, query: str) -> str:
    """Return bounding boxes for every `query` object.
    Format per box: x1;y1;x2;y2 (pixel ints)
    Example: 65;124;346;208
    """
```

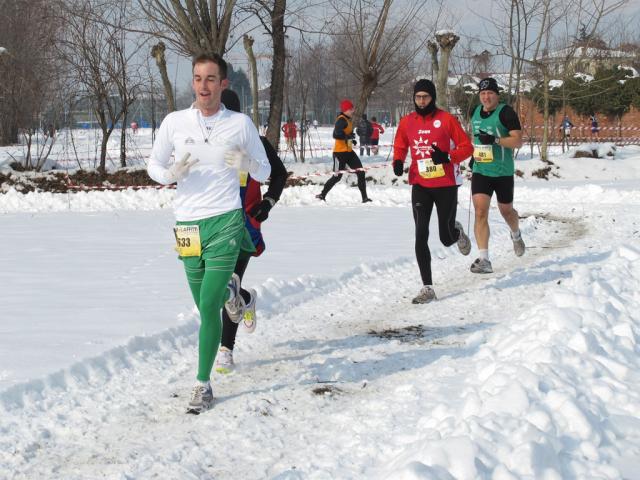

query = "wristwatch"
495;137;501;145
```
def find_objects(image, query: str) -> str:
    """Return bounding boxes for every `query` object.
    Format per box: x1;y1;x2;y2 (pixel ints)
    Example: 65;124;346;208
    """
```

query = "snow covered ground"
1;135;640;479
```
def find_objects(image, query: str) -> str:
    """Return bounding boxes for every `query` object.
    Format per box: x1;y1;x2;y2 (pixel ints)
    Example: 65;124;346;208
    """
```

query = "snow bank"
383;245;640;479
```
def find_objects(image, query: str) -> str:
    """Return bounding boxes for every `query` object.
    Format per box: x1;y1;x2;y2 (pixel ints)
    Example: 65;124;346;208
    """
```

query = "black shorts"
471;173;514;204
370;138;379;146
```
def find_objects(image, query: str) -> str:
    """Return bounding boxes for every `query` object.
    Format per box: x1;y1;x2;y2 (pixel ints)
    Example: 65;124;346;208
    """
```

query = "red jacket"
393;110;472;188
371;121;384;140
282;122;297;139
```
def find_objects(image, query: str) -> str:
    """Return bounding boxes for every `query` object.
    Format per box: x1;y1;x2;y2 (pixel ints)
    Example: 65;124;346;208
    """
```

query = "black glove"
430;144;450;165
393;160;404;176
476;129;497;145
469;157;475;170
248;196;276;222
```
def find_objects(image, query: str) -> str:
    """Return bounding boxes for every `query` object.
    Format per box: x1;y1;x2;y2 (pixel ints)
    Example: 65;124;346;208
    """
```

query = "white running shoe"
186;382;213;414
242;289;257;333
470;258;493;274
214;347;234;374
411;285;437;304
224;273;244;323
512;235;525;257
455;221;471;256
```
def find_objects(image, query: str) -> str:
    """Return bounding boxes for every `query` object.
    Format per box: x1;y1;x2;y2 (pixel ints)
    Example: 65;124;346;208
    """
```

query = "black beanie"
414;79;437;102
413;79;437;116
221;89;241;113
478;78;500;94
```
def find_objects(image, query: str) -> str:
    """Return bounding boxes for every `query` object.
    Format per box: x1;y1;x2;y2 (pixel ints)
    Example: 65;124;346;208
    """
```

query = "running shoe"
214;347;234;374
455;221;471;256
224;273;244;323
512;235;525;257
242;289;257;333
186;382;213;414
470;258;493;274
315;193;326;201
411;285;437;304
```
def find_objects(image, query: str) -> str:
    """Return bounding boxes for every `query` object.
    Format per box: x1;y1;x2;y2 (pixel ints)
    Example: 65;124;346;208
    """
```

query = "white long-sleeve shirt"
148;104;270;221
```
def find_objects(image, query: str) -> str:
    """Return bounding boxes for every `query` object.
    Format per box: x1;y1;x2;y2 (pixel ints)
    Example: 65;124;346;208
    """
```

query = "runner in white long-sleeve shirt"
147;53;270;414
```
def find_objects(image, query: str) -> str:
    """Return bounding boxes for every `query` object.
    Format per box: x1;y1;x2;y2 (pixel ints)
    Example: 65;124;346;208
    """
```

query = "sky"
164;0;639;98
1;126;640;478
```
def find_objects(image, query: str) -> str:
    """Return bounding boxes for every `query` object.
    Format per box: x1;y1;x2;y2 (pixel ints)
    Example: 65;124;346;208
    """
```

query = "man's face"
479;90;500;111
192;61;229;113
414;92;432;108
345;107;355;117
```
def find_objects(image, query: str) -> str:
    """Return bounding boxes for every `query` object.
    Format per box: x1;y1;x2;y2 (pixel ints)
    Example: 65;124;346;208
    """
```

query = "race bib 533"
173;225;202;257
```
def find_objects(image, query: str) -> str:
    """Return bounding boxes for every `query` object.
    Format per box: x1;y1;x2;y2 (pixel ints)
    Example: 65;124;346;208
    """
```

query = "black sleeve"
333;117;349;139
499;105;522;131
260;136;288;202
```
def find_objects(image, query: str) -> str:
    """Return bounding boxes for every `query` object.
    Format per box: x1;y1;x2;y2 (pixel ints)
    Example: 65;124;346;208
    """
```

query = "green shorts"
176;209;255;268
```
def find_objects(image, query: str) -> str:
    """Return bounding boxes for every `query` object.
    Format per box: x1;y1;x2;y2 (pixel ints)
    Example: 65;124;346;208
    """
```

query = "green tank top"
471;104;514;177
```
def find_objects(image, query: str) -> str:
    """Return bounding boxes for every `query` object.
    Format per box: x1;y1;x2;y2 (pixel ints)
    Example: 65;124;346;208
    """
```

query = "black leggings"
412;184;460;286
320;151;368;200
221;254;251;350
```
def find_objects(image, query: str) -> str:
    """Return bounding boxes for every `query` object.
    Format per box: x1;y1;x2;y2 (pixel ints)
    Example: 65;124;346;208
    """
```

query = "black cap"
414;79;437;102
478;77;500;94
221;89;241;113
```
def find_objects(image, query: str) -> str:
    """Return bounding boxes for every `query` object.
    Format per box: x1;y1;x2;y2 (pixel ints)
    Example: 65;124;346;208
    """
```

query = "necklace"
198;110;220;144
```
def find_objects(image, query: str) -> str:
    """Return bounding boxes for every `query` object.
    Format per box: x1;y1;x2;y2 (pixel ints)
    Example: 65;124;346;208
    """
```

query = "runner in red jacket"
370;116;385;154
393;79;473;304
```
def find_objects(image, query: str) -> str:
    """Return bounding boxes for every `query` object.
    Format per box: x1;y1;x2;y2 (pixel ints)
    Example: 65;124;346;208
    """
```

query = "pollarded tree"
329;0;429;122
139;0;238;112
429;30;460;110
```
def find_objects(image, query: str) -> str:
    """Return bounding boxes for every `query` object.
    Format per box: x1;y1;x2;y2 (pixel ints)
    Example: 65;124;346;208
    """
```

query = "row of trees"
1;0;636;169
528;67;640;122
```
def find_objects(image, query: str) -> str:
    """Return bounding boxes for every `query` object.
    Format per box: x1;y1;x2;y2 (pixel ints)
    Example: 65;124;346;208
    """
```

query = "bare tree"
139;0;238;113
240;0;288;150
139;0;237;56
429;30;461;109
329;0;429;121
150;42;176;113
487;0;627;160
243;34;260;127
0;0;61;149
58;0;145;172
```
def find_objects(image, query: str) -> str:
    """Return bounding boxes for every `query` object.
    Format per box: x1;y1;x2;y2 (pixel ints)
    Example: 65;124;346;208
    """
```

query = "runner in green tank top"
469;77;525;274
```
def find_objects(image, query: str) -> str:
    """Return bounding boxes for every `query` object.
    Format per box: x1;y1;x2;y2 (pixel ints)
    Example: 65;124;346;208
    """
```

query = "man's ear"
222;78;230;89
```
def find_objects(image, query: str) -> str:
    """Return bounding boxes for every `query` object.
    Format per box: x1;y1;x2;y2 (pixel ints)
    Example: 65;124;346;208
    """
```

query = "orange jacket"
393;110;472;188
333;113;354;153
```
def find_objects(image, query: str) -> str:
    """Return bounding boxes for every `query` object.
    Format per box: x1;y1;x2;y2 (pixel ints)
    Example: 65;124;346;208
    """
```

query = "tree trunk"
427;41;439;82
99;129;109;173
265;0;286;151
353;75;377;123
540;68;550;162
435;32;460;110
243;35;260;128
120;110;128;167
151;42;175;113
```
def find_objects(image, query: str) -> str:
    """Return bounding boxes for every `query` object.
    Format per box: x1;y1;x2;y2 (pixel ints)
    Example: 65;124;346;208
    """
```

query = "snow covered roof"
545;46;635;59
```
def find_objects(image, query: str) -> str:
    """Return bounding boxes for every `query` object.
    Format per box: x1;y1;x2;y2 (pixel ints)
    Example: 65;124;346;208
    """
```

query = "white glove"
168;153;199;183
224;146;259;175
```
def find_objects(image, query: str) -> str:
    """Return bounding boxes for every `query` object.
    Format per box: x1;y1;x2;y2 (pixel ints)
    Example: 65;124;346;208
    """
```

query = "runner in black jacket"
215;89;289;373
